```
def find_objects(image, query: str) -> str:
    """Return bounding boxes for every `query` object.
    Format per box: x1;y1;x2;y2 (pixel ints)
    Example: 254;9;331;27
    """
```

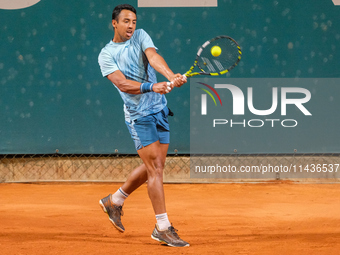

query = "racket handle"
166;82;172;93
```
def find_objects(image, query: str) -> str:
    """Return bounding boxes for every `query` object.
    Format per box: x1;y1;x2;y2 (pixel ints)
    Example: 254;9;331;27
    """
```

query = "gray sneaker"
99;194;125;232
151;224;190;247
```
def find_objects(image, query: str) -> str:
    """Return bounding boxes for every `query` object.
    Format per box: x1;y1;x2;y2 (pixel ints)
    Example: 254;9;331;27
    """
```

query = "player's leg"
113;134;169;202
121;163;148;194
102;138;167;221
99;114;156;232
99;164;148;233
137;140;167;214
111;125;171;196
99;140;165;233
101;136;168;233
139;109;189;247
110;163;148;208
143;141;189;247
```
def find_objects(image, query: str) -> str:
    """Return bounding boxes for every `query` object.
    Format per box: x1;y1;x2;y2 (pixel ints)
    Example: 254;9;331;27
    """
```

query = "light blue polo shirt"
98;29;167;122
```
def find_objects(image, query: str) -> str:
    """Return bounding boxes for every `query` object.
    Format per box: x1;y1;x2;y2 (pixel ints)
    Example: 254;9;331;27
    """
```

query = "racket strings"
198;37;241;74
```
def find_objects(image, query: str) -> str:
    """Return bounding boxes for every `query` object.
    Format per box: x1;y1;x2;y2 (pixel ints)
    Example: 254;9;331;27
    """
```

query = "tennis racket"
183;35;242;77
165;35;241;93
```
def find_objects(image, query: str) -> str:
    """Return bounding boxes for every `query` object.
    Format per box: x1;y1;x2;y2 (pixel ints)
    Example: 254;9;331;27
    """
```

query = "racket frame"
184;35;242;77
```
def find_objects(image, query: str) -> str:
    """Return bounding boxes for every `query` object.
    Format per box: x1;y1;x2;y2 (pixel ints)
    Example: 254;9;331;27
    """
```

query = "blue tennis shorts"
125;107;170;151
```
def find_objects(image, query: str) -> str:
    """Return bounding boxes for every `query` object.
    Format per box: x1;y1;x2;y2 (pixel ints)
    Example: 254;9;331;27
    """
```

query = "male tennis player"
98;4;189;247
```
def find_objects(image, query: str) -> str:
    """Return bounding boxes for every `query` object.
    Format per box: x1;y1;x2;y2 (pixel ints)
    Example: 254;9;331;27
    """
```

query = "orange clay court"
1;182;340;254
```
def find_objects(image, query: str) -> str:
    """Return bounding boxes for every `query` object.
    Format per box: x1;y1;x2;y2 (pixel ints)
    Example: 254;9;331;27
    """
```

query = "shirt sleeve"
98;48;118;77
138;29;158;52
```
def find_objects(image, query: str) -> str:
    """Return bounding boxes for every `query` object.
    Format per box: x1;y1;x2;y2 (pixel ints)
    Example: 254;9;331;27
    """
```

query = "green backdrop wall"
0;0;339;154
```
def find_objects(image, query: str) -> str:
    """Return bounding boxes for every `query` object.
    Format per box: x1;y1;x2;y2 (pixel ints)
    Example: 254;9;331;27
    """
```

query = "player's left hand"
153;81;172;94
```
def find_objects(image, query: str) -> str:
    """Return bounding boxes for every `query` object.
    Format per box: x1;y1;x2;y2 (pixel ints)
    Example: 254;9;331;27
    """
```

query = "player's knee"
152;168;164;180
148;158;164;177
148;152;164;168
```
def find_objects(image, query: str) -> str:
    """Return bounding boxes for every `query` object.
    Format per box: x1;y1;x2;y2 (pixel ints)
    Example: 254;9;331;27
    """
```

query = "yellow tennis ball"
211;46;222;57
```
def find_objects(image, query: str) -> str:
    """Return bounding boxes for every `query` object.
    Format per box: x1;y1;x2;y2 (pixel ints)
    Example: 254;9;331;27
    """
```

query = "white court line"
138;0;217;7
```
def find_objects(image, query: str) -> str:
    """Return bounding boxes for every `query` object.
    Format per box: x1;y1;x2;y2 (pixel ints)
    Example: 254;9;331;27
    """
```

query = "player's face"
112;10;136;42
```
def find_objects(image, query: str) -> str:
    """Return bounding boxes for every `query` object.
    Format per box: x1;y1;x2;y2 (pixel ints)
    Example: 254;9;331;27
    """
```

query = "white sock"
111;187;129;206
156;213;171;231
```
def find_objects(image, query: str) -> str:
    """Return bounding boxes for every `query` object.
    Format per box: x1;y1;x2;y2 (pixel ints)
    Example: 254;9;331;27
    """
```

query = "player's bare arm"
106;70;170;94
145;47;187;88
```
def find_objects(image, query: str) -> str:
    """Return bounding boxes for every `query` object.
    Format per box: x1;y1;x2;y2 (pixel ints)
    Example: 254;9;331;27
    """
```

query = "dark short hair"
112;4;136;21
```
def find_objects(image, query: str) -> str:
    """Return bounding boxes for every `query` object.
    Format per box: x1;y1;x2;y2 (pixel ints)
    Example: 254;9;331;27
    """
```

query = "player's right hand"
170;73;187;88
152;82;172;94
